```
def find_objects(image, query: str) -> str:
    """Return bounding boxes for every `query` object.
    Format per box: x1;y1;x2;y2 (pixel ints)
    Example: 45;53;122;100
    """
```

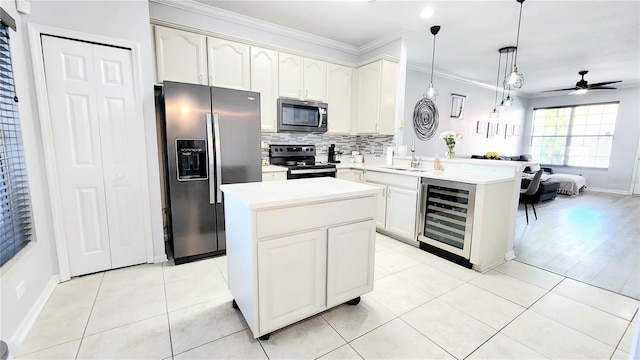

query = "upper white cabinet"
206;37;250;90
278;52;326;101
356;59;397;135
250;46;279;132
327;63;353;134
154;26;249;89
154;26;207;85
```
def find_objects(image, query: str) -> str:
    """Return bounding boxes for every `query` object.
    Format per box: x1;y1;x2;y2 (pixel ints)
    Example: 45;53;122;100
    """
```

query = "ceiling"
195;0;640;97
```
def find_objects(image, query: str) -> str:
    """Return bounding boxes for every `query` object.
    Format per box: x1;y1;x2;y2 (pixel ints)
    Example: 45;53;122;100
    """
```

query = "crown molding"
150;0;361;55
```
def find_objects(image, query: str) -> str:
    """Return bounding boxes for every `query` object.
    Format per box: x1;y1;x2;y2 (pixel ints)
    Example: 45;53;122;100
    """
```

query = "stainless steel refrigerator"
162;81;261;264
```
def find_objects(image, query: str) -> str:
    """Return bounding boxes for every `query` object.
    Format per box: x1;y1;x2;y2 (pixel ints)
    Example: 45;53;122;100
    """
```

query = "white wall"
1;0;165;348
403;68;526;158
525;87;640;192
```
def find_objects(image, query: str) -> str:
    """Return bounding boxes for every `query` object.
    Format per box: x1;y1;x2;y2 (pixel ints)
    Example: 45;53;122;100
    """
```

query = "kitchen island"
220;177;378;340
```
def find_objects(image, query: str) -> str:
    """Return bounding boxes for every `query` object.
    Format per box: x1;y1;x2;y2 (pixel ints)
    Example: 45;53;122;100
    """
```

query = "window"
530;102;619;168
1;20;33;266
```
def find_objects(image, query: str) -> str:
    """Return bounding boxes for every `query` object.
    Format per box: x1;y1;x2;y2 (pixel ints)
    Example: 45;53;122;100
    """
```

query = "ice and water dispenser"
176;139;208;181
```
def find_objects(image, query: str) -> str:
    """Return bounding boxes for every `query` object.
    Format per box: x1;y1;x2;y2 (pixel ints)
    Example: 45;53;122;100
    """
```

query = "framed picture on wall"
450;93;466;118
476;120;487;134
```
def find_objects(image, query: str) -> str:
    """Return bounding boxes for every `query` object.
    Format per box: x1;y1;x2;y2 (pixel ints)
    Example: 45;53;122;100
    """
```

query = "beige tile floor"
15;233;639;360
514;191;640;300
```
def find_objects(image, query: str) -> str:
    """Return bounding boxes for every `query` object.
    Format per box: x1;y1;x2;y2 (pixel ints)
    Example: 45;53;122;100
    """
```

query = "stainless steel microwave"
277;98;328;133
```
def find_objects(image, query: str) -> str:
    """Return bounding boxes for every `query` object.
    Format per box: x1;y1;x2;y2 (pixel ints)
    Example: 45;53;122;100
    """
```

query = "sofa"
521;177;560;203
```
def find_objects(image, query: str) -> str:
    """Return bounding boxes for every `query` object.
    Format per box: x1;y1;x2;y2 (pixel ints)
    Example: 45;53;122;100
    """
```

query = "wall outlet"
16;280;26;300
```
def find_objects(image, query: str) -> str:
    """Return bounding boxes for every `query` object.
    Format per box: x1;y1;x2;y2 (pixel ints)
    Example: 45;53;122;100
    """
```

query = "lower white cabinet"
222;180;377;339
262;171;287;181
257;220;375;333
336;169;363;183
258;230;327;334
365;170;419;243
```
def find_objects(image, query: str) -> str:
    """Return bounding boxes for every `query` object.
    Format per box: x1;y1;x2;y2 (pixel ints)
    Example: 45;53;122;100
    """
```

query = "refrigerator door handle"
206;114;216;204
213;113;223;204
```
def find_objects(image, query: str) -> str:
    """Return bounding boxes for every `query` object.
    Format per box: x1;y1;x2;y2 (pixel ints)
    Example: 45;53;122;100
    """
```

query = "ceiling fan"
543;70;622;95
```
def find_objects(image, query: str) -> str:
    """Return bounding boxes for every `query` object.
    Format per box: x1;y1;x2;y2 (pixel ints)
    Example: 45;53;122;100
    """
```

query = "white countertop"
335;162;517;185
220;177;379;209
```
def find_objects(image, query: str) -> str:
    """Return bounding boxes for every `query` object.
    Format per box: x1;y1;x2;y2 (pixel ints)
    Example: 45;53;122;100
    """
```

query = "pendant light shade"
508;0;525;89
424;25;441;101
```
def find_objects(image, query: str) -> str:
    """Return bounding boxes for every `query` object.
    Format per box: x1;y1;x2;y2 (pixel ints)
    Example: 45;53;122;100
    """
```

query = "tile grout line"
161;262;176;359
75;272;105;360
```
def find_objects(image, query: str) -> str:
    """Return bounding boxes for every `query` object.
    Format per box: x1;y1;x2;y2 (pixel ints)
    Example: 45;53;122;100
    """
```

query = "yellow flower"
485;151;501;159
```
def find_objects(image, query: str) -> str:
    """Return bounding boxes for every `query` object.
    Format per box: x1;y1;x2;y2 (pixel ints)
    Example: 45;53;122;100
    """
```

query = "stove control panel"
269;145;316;157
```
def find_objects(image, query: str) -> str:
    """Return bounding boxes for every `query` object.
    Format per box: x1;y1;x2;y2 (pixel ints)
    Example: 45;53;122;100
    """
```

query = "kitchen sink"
383;167;429;172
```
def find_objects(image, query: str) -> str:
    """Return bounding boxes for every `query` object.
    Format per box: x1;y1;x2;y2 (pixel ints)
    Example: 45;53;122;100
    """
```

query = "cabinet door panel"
365;182;387;229
154;26;206;84
303;58;326;101
386;187;418;240
207;37;250;90
278;52;303;99
379;60;397;135
258;230;326;334
357;61;381;133
327;63;352;134
250;46;279;132
327;220;376;307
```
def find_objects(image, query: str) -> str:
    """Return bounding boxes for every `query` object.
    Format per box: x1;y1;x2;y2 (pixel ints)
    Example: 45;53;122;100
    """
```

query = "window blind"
0;22;32;266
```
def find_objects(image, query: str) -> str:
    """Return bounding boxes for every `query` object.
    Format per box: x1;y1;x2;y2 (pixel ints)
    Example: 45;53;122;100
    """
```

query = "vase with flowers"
439;131;462;159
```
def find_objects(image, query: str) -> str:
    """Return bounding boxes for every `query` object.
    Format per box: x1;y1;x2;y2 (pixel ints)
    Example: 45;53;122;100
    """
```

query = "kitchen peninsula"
220;177;379;340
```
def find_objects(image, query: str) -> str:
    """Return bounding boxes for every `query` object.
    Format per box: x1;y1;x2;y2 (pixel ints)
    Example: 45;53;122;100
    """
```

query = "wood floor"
514;190;640;300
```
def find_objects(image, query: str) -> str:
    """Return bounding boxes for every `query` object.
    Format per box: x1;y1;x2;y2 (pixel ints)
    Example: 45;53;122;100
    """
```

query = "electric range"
268;144;337;179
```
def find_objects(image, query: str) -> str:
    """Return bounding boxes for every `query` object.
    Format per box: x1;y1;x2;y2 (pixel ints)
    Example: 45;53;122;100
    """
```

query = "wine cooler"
418;178;476;267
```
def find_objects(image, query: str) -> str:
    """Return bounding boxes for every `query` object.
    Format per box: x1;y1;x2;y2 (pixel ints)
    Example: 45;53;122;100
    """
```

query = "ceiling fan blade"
542;87;577;93
588;80;622;87
589;86;618;90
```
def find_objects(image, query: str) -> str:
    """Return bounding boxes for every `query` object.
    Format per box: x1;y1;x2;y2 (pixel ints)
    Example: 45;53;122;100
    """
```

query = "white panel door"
357;61;381;134
42;36;146;276
154;26;206;84
207;37;250;90
258;230;326;334
326;220;375;307
327;63;353;134
278;52;303;99
303;58;326;101
365;182;387;229
385;187;418;240
250;46;279;132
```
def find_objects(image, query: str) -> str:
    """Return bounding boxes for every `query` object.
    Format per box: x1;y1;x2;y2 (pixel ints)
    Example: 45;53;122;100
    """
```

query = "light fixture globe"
507;67;524;89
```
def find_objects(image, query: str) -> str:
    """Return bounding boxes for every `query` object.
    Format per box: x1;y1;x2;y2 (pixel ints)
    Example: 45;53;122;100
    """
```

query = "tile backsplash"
261;133;395;160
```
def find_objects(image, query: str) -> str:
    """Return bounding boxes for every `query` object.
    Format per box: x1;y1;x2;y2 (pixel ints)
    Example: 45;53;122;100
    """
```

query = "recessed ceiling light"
420;7;434;19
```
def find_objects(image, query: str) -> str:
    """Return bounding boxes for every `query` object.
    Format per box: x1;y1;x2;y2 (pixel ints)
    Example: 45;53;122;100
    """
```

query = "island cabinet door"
326;220;376;308
257;230;327;334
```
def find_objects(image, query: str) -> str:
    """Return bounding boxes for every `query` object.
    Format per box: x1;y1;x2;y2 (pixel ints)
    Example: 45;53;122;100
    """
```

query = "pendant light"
490;49;502;118
507;0;525;89
499;46;516;110
424;25;441;100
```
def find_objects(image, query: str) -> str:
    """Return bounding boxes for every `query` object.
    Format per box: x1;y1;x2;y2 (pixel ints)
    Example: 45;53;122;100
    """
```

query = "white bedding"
547;174;587;195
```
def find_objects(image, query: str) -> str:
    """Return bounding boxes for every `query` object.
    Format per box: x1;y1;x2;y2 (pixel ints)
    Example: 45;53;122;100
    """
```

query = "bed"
546;174;587;195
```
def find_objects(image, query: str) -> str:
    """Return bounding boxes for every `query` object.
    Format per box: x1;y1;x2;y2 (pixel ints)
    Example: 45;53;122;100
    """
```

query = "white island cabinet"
220;177;378;340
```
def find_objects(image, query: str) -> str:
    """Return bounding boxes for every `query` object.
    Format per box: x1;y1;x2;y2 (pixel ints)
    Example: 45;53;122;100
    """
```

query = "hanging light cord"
494;52;502;109
429;32;436;84
513;0;524;67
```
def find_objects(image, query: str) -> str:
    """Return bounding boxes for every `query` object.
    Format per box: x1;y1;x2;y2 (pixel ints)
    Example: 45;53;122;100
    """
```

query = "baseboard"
584;187;630;195
8;274;60;356
153;254;168;263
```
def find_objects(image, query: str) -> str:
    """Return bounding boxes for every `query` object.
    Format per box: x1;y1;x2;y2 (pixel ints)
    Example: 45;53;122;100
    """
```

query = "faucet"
410;141;421;168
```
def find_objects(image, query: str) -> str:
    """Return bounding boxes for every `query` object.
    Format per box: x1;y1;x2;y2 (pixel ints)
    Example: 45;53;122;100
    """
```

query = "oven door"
418;178;476;259
277;98;327;133
288;168;336;179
